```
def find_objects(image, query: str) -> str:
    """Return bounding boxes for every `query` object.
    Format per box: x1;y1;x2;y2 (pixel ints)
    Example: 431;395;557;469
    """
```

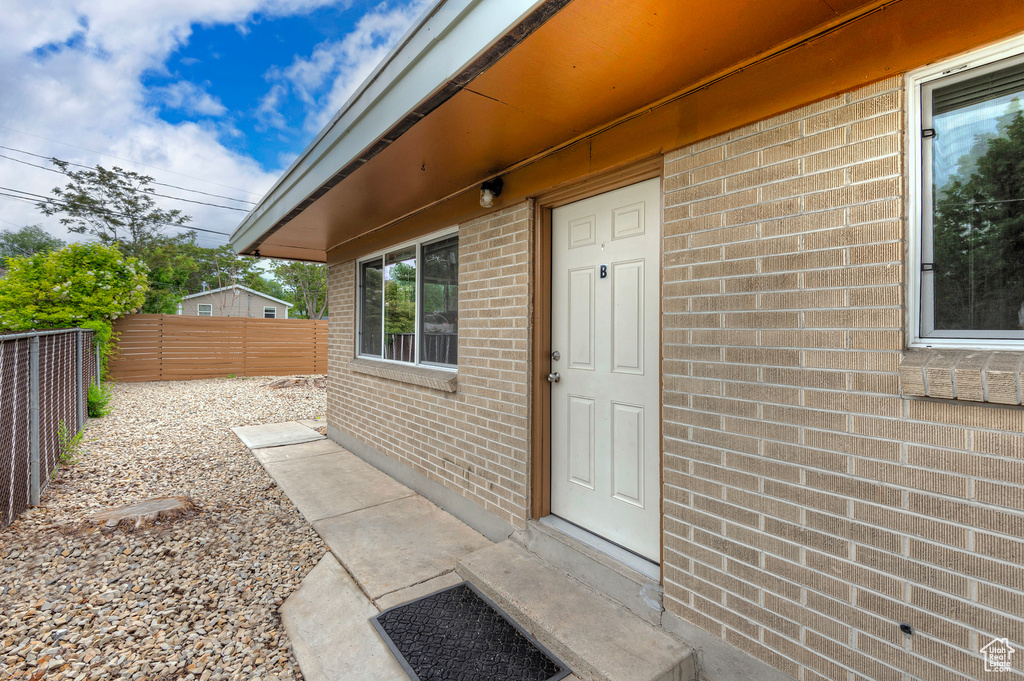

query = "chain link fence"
0;328;99;528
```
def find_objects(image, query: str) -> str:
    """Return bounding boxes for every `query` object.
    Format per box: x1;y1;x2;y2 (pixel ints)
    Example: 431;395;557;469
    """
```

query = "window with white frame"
197;303;212;316
264;306;277;319
358;230;458;368
911;38;1024;346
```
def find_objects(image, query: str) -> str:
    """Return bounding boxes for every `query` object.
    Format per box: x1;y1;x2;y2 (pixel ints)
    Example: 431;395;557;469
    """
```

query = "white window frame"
908;33;1024;349
356;226;459;371
264;306;277;319
197;303;212;316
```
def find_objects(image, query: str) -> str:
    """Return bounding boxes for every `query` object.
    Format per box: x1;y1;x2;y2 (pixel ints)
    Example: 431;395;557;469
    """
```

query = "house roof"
230;0;1018;263
182;284;293;308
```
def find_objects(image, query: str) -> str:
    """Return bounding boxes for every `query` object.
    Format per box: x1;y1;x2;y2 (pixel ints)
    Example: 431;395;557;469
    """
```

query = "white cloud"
0;0;363;248
260;0;431;134
156;81;228;117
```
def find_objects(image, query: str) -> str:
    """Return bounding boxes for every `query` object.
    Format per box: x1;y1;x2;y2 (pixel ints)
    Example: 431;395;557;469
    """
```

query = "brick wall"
661;77;1024;680
327;202;533;528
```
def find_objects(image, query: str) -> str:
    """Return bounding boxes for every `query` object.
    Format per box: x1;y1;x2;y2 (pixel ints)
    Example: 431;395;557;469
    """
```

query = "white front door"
550;178;661;562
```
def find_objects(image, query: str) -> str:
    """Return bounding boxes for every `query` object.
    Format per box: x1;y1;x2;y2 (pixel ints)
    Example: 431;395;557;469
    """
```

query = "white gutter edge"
230;0;545;256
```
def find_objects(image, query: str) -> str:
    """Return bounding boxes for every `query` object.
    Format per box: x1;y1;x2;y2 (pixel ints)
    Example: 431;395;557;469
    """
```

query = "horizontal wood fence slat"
108;314;327;382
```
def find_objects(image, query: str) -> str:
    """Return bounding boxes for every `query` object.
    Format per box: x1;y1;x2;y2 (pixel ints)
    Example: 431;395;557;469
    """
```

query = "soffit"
250;0;877;260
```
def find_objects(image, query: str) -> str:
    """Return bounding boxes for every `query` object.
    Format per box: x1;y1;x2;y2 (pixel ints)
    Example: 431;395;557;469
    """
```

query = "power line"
0;143;257;205
0;152;249;212
0;187;233;238
0;125;263;198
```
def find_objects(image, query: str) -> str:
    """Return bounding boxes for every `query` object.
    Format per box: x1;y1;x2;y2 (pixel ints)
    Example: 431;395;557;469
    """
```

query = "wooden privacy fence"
108;314;327;382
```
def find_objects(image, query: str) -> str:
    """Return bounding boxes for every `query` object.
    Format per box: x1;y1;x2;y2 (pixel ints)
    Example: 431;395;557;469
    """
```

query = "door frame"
530;155;664;561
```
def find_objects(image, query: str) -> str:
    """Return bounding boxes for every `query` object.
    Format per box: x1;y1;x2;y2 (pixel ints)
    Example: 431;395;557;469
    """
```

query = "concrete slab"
314;495;492;600
264;451;415;523
297;418;327;429
281;553;406;681
374;571;465;611
458;541;695;681
231;421;324;449
252;438;346;465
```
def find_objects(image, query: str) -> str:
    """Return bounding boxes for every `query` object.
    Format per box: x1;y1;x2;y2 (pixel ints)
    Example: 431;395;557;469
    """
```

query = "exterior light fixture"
479;178;503;208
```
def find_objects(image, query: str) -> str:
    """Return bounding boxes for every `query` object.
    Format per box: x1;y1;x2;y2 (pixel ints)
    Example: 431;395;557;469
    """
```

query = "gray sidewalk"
231;421;500;681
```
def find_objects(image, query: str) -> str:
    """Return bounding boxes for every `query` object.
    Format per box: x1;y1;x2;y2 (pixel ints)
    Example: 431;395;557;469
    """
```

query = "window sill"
348;357;457;393
898;349;1024;405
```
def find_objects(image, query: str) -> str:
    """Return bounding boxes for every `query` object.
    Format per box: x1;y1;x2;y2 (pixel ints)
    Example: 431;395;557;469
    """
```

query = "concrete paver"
231;421;324;449
280;553;407;681
264;450;415;523
313;494;491;600
251;438;345;465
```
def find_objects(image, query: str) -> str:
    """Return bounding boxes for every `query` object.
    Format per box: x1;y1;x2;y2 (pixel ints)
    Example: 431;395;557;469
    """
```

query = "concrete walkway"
230;421;500;681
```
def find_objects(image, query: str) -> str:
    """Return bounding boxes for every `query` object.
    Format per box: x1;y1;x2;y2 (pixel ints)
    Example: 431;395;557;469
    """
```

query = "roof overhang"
231;0;1024;263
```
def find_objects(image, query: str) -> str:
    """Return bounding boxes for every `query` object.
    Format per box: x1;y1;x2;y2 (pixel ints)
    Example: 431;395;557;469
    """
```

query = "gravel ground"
1;377;328;681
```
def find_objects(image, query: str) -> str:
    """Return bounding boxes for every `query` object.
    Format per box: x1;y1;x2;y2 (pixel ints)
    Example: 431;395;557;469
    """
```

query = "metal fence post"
95;340;102;389
29;334;40;507
76;329;85;428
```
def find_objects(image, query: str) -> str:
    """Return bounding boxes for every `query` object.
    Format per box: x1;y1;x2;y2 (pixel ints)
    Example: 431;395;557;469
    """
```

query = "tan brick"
691;151;760;183
763;127;849;165
854;545;970;598
760;208;847;237
852;501;969;548
909;540;1024;592
976;480;1024;512
910;585;1024;642
852;457;968;497
724;122;800;157
765;555;851;601
803;91;903;135
804;470;902;506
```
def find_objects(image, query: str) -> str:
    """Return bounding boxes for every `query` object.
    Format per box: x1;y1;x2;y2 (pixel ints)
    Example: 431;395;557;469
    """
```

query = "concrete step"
514;517;665;626
457;541;696;681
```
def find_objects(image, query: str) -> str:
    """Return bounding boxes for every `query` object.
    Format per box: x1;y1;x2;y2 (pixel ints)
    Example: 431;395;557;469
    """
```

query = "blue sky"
0;0;428;248
143;2;390;168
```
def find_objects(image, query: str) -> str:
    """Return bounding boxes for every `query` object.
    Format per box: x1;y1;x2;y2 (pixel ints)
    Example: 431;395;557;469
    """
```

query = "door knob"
547;372;561;383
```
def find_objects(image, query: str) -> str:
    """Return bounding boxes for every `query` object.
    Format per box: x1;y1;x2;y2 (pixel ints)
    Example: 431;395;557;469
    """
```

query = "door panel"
612;260;644;374
549;177;661;561
611;401;645;507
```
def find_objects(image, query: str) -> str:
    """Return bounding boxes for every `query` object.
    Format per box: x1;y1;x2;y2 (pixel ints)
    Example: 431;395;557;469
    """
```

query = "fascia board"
230;0;544;255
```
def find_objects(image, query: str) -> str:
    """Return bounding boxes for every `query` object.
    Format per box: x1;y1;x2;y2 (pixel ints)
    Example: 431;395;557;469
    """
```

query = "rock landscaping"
0;377;328;681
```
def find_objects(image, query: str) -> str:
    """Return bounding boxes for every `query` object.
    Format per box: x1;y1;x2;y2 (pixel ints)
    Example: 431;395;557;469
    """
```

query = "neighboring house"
231;2;1024;680
177;284;291;319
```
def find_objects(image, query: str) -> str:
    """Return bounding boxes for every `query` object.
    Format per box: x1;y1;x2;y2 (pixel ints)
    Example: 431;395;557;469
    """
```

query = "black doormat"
371;582;571;681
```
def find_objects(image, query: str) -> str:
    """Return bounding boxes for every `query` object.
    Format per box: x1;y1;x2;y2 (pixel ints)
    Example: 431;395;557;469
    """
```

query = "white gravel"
1;377;328;681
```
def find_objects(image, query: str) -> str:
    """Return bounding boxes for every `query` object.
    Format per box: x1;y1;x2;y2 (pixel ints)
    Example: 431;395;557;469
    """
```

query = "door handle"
547;372;561;383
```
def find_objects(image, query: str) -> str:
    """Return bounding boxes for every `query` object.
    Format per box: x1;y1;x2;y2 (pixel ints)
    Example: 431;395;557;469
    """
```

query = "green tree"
0;242;148;353
933;107;1024;330
0;225;65;261
37;161;190;260
272;261;327;319
384;279;415;335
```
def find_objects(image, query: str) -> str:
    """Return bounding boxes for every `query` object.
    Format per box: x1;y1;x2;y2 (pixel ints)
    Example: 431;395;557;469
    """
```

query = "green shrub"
56;420;83;469
87;381;112;418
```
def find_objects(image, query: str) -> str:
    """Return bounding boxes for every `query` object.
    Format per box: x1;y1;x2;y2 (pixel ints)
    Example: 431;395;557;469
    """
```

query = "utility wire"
0;125;262;198
0;143;257;205
0;152;248;212
0;187;232;238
